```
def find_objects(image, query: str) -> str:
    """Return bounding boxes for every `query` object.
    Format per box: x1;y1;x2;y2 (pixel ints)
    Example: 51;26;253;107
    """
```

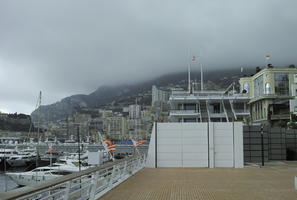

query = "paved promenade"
100;162;297;200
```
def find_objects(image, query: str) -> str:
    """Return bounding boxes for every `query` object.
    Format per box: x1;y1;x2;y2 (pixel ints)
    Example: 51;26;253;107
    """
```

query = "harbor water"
0;173;18;192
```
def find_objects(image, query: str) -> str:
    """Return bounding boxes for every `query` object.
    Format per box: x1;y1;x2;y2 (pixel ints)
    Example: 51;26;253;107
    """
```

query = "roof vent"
256;66;261;73
267;64;273;68
289;64;296;68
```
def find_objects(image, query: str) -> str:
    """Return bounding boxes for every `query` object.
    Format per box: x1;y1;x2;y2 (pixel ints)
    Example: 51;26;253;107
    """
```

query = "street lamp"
261;124;265;166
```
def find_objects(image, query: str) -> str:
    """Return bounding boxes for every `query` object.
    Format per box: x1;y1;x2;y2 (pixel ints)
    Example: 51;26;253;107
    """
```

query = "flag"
192;56;197;62
101;138;116;152
48;146;57;154
131;139;146;147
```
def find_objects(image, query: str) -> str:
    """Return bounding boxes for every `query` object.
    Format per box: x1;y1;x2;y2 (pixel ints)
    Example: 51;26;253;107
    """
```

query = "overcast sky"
1;0;297;114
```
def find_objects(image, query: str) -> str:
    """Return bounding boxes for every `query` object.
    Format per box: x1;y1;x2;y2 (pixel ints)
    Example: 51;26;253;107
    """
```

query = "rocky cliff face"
31;68;254;124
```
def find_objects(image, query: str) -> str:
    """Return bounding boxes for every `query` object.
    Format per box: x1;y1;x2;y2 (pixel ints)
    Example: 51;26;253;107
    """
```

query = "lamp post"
261;124;265;166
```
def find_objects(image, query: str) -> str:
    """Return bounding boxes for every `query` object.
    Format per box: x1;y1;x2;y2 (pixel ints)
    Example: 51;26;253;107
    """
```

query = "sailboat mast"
37;91;42;144
200;64;204;91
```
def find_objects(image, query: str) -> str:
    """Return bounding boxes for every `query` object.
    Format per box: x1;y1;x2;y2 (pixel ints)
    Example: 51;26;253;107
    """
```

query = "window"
265;83;271;94
183;103;196;110
243;82;249;93
184;118;196;122
275;74;289;95
254;75;263;96
51;171;72;175
209;103;221;113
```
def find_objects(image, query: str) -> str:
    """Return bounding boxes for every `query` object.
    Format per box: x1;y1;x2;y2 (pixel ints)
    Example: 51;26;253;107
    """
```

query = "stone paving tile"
99;162;297;200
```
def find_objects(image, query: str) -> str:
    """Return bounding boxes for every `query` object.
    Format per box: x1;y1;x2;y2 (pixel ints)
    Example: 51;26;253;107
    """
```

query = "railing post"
109;165;116;188
63;181;71;200
122;160;127;179
142;154;146;167
89;172;99;200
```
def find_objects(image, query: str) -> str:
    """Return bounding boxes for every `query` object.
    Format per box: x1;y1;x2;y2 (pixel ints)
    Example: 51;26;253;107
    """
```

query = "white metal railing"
1;154;146;200
170;110;200;115
169;94;250;101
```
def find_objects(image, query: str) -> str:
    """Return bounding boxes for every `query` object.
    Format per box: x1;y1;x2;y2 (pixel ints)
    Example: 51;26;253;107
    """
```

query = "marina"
0;173;18;192
1;1;297;199
0;143;148;192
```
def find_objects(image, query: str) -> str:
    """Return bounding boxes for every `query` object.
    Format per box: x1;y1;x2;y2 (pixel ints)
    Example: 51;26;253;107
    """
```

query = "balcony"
234;109;250;115
270;114;290;120
170;110;200;116
208;113;226;118
170;92;250;101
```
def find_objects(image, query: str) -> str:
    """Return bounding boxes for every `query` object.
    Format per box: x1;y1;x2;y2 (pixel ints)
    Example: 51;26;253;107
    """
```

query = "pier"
101;162;297;200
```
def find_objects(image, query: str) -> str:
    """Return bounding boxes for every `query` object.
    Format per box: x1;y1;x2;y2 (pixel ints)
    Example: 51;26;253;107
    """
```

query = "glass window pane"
254;75;263;96
275;73;289;95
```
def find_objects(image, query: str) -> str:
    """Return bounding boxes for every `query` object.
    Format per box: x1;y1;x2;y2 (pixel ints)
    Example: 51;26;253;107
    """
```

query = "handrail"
0;154;145;200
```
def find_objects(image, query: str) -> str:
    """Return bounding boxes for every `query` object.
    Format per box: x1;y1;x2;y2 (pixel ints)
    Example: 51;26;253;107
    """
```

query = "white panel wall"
157;123;182;167
181;123;208;167
213;123;234;168
146;123;156;168
146;122;243;168
234;122;244;168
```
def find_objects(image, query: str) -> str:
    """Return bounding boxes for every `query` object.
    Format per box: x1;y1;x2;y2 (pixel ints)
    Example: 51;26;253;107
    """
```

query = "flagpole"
200;63;203;91
187;49;191;93
98;131;114;161
265;55;271;67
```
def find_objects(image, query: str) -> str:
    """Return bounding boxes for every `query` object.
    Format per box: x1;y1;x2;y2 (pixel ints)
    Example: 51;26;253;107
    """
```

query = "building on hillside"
151;85;171;106
129;104;141;119
239;65;297;126
105;115;127;140
169;88;250;123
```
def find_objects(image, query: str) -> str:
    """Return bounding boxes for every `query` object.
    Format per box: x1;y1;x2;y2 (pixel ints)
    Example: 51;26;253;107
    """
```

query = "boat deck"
99;162;297;200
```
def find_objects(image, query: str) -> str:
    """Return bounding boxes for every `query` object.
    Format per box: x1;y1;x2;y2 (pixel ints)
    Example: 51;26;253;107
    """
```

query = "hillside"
31;68;254;124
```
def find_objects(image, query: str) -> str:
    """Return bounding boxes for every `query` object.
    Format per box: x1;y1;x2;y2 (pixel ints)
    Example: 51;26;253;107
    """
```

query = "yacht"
0;148;19;169
0;148;18;160
6;147;37;167
6;158;89;186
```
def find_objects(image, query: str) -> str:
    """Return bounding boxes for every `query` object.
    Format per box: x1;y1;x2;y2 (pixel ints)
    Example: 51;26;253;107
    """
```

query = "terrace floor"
100;161;297;200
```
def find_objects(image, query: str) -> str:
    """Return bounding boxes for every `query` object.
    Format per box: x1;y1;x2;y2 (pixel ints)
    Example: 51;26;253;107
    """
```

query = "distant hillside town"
1;65;297;142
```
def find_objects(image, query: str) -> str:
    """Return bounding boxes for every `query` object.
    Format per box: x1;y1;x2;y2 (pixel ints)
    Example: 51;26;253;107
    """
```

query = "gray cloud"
0;0;297;114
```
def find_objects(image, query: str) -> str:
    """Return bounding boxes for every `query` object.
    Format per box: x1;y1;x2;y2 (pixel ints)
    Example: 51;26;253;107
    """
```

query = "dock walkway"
100;162;297;200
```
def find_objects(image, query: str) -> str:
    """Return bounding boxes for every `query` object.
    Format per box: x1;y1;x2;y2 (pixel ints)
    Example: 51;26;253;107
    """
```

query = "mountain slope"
31;68;254;124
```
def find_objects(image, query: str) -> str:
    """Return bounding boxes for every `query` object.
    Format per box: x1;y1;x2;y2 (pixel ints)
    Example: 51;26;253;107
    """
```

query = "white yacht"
6;147;37;167
0;149;19;168
6;158;89;186
0;148;18;160
6;154;34;167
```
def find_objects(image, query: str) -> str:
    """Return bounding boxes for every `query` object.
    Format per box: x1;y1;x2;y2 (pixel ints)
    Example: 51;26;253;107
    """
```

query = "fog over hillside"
31;67;256;123
1;1;296;114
